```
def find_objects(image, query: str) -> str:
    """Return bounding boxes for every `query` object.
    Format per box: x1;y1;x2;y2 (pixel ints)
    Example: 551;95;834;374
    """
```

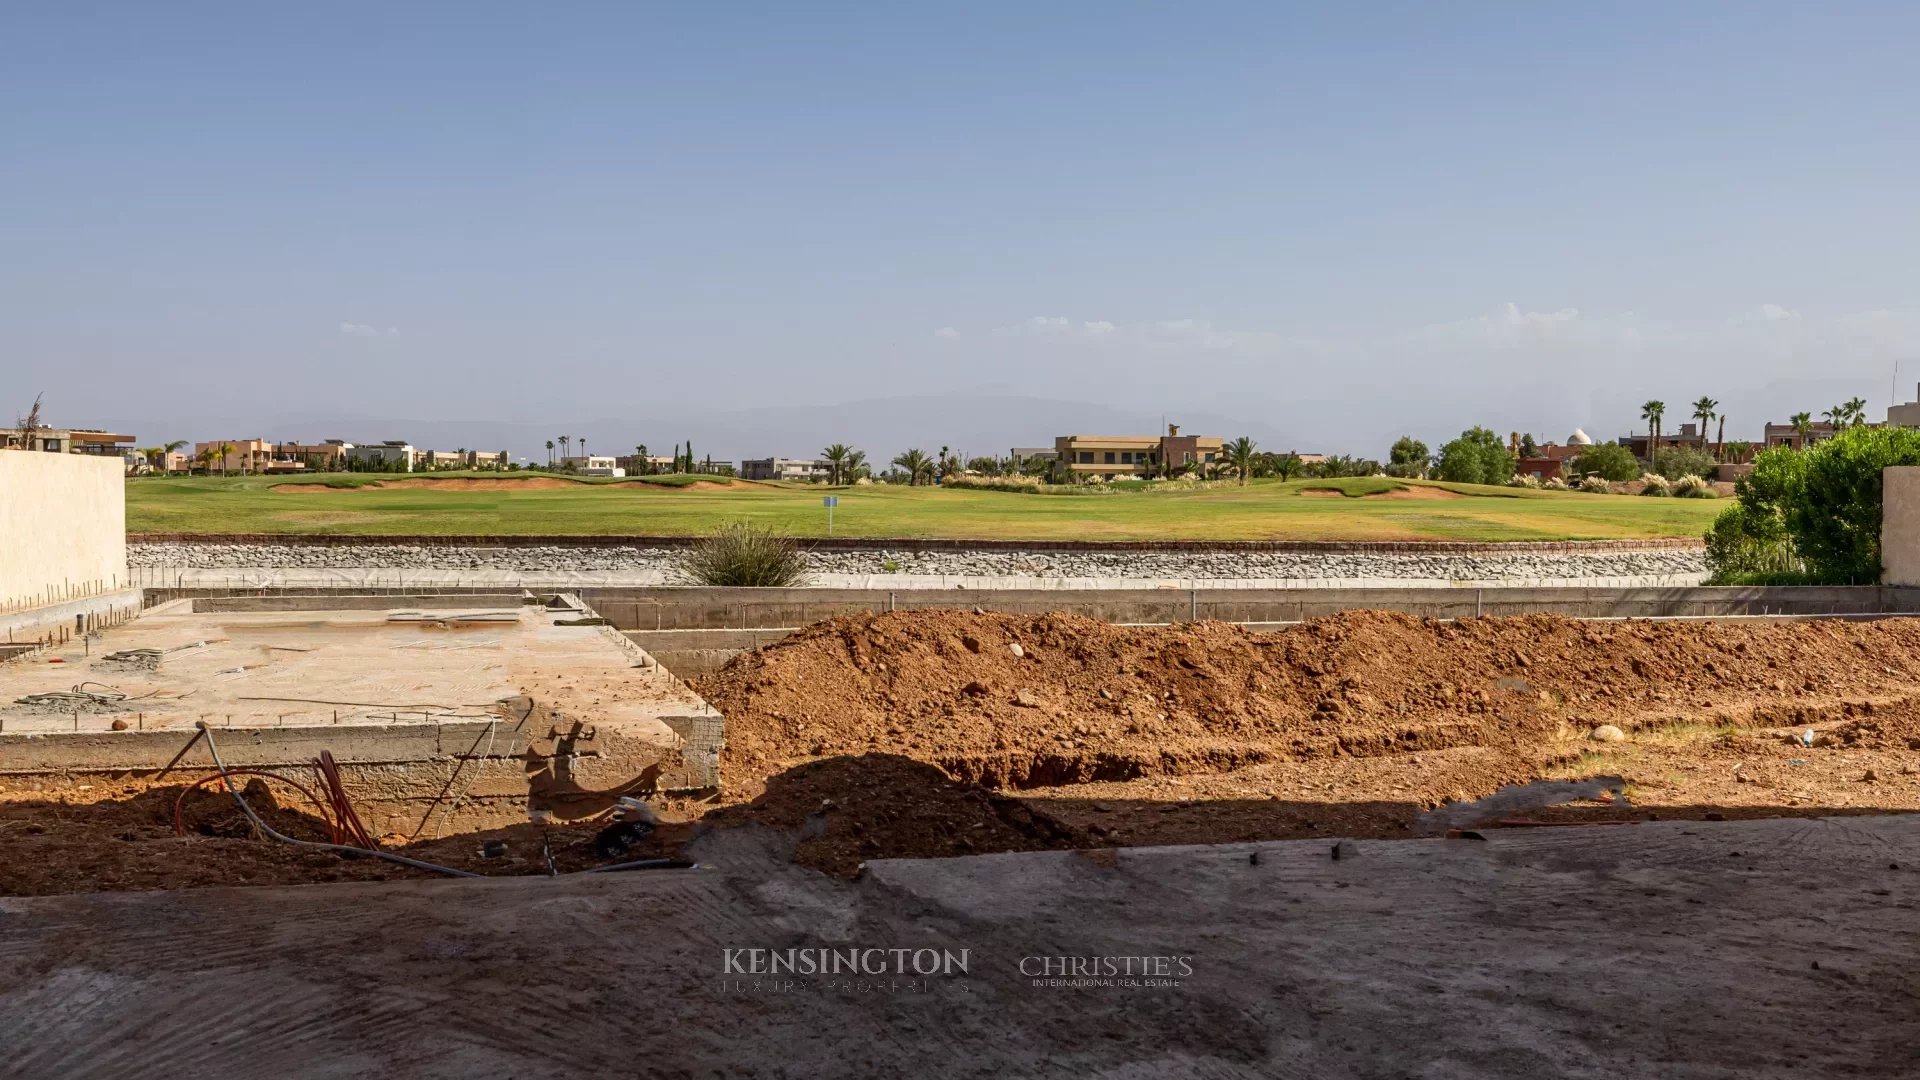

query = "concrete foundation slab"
0;815;1914;1078
0;595;723;833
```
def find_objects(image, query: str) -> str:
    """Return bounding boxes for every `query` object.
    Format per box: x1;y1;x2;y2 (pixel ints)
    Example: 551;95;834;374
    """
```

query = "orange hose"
315;751;377;849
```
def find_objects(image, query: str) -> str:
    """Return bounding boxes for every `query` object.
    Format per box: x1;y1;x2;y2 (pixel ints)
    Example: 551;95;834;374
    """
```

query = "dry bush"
676;522;809;587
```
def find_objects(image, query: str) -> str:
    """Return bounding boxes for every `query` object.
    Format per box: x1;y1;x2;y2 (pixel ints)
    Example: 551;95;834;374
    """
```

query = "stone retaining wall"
129;539;1707;584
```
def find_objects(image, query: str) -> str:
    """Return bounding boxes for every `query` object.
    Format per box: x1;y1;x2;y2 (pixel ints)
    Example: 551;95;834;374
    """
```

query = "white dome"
1568;428;1592;445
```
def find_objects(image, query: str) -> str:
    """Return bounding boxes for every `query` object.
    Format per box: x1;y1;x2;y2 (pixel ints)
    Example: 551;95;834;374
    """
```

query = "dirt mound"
700;754;1087;877
698;609;1920;795
1828;703;1920;750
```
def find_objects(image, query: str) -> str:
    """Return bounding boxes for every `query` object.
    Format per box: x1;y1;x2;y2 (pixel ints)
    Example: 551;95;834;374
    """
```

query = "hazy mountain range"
54;371;1906;466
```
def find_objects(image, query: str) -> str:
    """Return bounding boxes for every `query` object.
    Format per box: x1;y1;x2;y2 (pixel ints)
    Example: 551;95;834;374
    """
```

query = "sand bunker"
1301;485;1465;500
274;478;584;492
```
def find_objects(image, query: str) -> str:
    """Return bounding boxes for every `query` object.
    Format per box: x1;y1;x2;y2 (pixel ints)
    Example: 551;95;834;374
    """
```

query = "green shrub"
1704;500;1803;582
1703;427;1920;584
1572;442;1640;482
676;522;810;587
1786;426;1920;582
1435;427;1515;486
1386;436;1429;479
1653;445;1718;481
1312;454;1382;478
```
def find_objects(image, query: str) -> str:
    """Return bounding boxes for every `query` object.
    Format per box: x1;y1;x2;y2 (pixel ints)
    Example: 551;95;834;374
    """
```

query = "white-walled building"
739;457;831;482
559;455;624;477
345;441;416;471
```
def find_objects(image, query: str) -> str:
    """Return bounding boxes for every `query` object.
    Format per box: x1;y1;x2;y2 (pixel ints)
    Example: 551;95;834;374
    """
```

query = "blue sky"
5;3;1918;455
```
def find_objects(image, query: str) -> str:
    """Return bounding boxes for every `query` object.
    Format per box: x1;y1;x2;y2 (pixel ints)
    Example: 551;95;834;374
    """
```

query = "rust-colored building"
1053;424;1224;479
1511;429;1591;481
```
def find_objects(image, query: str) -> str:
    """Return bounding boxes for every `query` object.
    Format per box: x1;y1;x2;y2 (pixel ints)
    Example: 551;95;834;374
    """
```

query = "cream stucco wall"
0;452;126;610
1881;467;1920;585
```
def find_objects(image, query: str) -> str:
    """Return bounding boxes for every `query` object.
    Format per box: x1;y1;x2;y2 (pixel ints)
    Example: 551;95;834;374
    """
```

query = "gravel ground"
127;540;1706;581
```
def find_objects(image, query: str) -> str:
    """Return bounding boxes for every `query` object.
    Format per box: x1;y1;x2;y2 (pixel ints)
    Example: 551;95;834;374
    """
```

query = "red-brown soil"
699;609;1920;793
0;779;697;896
11;610;1920;891
700;754;1085;878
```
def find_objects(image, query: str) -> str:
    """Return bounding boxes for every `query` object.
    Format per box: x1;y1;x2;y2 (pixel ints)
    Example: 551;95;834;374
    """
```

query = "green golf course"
124;473;1722;542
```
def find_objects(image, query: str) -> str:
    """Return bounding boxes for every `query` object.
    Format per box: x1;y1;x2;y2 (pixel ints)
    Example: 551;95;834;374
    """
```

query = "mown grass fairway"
125;473;1721;541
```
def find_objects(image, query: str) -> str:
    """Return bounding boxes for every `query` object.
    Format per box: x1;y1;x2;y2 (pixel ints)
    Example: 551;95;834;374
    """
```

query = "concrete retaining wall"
0;588;143;651
582;584;1916;631
0;721;553;837
188;592;530;613
0;452;125;612
136;583;1920;633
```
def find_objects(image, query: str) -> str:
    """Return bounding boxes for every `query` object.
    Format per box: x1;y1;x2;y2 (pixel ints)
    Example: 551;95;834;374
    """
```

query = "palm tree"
1822;404;1845;433
821;443;851;485
1691;396;1717;457
1715;414;1726;461
936;446;963;481
144;439;186;474
558;436;570;464
892;448;933;486
545;440;554;468
1845;396;1868;426
195;447;214;474
845;448;869;483
1640;400;1665;465
1225;435;1257;485
216;441;235;477
1790;411;1814;448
